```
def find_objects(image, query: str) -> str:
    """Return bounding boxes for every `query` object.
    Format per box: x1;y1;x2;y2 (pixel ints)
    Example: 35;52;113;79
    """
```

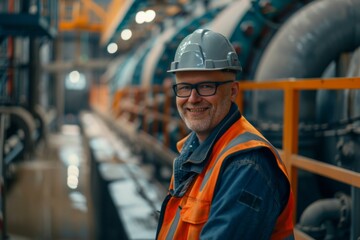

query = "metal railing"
236;77;360;240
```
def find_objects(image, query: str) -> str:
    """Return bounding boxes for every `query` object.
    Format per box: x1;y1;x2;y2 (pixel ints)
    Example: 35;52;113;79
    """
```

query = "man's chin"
186;123;207;133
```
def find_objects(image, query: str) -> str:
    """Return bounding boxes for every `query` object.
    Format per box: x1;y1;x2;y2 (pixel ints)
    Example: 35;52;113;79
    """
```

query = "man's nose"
187;88;202;102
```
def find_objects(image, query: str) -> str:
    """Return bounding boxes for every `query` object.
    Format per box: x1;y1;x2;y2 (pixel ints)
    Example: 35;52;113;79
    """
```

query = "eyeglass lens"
173;81;233;97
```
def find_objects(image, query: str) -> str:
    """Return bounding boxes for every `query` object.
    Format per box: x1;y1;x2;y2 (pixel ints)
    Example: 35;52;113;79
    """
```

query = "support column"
351;151;360;240
53;37;64;131
0;114;8;240
28;37;40;113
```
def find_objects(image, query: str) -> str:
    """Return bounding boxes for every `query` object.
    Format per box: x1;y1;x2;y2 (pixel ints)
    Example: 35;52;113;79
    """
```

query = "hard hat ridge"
168;29;242;73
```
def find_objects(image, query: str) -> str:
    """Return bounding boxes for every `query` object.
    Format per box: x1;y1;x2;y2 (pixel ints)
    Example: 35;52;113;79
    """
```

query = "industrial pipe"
297;193;351;239
254;0;360;122
0;107;37;157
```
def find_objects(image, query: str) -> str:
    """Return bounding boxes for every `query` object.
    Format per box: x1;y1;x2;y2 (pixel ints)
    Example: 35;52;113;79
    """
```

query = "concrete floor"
5;125;94;240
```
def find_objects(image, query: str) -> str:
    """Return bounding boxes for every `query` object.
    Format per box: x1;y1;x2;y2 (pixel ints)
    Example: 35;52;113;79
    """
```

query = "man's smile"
187;107;208;112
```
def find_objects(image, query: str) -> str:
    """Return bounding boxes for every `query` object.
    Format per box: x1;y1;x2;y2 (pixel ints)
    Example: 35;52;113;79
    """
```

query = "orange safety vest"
157;116;294;240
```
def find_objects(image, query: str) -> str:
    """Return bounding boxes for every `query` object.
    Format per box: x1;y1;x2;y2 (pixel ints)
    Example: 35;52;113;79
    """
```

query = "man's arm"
200;148;290;240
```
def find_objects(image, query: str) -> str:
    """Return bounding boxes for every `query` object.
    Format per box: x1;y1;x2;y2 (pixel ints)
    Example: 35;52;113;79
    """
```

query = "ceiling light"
121;29;132;41
145;9;156;22
107;42;118;54
69;70;80;83
135;11;146;24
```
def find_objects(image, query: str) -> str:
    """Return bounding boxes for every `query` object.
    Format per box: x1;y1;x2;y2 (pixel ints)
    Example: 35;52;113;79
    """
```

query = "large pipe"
297;194;351;239
0;107;36;149
254;0;360;122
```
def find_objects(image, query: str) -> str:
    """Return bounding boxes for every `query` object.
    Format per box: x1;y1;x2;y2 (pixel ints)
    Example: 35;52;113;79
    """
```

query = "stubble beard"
179;106;212;135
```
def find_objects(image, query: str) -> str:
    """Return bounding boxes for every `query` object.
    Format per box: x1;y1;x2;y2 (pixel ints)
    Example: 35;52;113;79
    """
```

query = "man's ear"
230;82;239;101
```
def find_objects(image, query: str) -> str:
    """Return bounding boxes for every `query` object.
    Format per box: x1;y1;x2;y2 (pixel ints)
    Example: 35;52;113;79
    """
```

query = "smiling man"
156;29;295;240
175;71;236;142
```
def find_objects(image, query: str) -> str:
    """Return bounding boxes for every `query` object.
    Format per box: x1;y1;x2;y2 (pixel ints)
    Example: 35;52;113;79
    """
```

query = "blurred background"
0;0;360;239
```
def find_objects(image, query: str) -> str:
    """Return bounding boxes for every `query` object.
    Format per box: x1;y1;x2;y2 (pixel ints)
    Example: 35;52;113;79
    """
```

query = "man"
156;29;294;240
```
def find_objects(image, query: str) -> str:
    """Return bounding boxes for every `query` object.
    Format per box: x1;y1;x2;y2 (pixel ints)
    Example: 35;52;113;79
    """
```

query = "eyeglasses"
172;80;234;98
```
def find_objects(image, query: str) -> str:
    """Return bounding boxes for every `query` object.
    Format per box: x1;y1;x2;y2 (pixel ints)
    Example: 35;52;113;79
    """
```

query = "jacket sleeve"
200;148;290;240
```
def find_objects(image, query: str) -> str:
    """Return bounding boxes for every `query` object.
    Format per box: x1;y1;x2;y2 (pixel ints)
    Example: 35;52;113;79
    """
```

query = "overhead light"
107;42;118;54
145;9;156;23
135;11;146;24
136;9;156;24
69;70;80;83
65;71;86;90
121;29;132;40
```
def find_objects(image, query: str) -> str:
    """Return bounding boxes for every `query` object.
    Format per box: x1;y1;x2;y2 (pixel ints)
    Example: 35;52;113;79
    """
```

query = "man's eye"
178;85;191;91
199;84;215;89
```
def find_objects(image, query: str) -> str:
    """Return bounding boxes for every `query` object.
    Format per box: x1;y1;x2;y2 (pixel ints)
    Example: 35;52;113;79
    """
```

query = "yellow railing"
237;77;360;240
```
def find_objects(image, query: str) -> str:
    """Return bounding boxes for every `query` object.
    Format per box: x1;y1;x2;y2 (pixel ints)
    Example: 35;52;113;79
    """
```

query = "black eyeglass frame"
172;80;234;98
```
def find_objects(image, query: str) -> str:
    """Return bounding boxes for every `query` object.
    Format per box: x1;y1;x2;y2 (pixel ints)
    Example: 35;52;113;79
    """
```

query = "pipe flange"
335;192;351;228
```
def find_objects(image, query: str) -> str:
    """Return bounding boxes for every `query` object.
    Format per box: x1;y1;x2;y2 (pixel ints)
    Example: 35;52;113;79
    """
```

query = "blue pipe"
254;0;360;122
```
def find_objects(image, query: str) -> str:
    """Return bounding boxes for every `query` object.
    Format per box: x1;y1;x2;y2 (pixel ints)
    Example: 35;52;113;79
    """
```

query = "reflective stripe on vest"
166;206;181;240
157;116;294;240
200;131;282;192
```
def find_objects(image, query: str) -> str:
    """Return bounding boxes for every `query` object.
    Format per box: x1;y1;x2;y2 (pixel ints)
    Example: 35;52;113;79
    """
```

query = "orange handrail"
236;77;360;237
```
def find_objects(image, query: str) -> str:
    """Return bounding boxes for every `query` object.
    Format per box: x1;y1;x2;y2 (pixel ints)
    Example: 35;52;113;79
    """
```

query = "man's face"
175;70;238;142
